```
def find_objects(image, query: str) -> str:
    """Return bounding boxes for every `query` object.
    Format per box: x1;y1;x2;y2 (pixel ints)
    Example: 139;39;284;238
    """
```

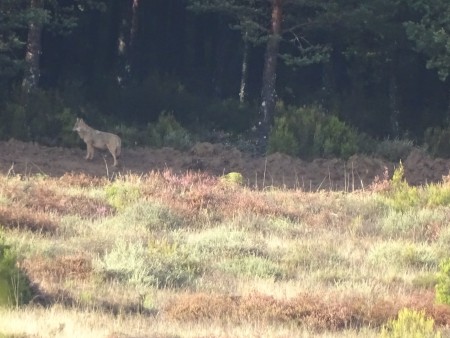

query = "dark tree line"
1;0;450;154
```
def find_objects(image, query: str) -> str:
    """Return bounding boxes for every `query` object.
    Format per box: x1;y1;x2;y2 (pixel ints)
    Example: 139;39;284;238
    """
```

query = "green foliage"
405;1;450;82
436;258;450;305
146;112;193;150
98;238;203;288
0;235;32;307
0;89;77;146
380;208;445;239
380;308;441;338
268;105;359;159
105;181;141;211
268;115;300;157
368;241;438;269
412;273;438;289
120;201;183;230
219;256;284;279
315;115;359;158
379;162;450;212
424;127;450;158
201;99;256;133
424;183;450;207
381;163;420;212
0;0;27;84
112;124;146;148
375;138;414;162
57;107;79;147
146;237;203;288
220;172;244;186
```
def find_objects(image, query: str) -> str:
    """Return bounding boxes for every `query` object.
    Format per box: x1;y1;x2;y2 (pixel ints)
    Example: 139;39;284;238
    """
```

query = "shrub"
220;172;244;186
424;126;450;158
436;258;450;305
120;201;183;230
268;115;300;157
201;98;256;133
380;208;445;240
0;236;32;307
380;162;420;212
0;89;72;145
375;138;414;162
368;241;438;269
315;115;359;158
105;180;141;211
112;124;146;148
146;112;192;150
268;105;359;159
57;107;79;147
424;183;450;207
379;308;441;338
219;256;284;279
97;238;203;288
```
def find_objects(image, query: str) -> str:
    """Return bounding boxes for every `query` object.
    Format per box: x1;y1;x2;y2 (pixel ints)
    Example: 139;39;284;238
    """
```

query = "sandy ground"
0;139;449;190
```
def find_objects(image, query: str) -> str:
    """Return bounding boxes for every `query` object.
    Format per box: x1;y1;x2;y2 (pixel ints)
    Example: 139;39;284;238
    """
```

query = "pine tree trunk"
389;72;400;138
22;0;43;94
130;0;139;46
239;33;249;103
447;87;450;119
257;0;283;153
117;0;140;85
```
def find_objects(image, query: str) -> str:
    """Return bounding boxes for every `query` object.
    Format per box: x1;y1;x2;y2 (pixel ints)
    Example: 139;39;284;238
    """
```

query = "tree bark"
239;32;249;103
389;72;400;138
447;87;450;120
22;0;43;94
257;0;283;152
117;0;140;85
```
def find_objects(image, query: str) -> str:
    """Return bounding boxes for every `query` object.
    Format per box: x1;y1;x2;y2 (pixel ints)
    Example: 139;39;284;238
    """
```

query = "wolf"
73;118;121;166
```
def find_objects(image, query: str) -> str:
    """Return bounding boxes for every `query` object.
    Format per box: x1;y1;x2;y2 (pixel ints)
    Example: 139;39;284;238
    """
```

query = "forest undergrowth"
0;165;450;337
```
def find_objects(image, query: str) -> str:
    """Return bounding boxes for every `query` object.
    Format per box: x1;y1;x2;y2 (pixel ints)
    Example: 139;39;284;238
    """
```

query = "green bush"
120;201;183;230
0;88;81;147
380;308;441;338
220;172;244;186
146;112;193;150
268;105;359;159
112;124;146;148
202;99;256;133
268;115;300;157
424;183;450;207
381;163;420;212
0;236;32;307
219;256;284;279
375;138;414;162
368;241;438;269
424;126;450;158
98;238;203;288
1;89;65;143
57;107;79;147
436;258;450;305
105;181;141;211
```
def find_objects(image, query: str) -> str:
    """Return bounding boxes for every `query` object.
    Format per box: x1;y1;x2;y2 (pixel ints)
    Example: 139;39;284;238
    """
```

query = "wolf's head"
73;118;86;132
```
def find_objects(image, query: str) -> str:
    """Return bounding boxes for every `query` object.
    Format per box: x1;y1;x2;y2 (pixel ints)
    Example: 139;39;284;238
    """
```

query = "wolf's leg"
107;145;118;166
86;144;94;160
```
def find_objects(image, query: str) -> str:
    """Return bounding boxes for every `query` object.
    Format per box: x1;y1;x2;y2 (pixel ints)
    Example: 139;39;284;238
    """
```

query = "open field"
1;142;450;337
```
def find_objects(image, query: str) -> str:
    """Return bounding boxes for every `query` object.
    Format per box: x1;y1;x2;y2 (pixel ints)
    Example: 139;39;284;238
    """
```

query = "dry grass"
165;290;450;330
22;254;92;283
1;171;450;337
0;205;58;233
